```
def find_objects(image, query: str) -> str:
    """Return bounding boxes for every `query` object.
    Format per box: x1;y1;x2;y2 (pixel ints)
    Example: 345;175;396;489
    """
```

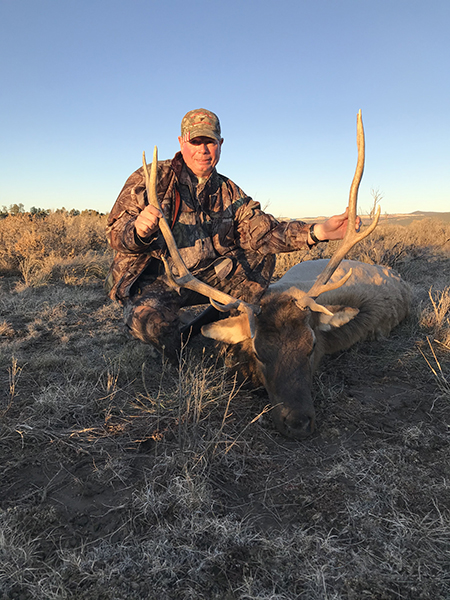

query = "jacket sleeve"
235;198;311;255
106;167;160;254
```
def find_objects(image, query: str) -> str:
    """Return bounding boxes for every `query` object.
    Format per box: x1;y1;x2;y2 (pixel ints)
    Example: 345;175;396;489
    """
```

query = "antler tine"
143;147;190;282
305;110;381;299
142;146;258;336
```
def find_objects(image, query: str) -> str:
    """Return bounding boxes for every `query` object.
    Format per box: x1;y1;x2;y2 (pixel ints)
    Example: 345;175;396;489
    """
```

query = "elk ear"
316;306;359;331
201;314;251;344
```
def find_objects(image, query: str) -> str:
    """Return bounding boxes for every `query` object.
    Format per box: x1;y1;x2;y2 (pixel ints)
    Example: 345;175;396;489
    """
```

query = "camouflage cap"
180;109;222;143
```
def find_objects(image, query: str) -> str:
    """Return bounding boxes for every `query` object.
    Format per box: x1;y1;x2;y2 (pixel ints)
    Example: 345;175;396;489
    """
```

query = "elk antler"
298;110;380;304
142;147;258;336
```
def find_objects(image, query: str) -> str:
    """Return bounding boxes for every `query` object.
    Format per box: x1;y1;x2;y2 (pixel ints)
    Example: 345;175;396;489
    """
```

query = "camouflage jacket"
106;152;310;302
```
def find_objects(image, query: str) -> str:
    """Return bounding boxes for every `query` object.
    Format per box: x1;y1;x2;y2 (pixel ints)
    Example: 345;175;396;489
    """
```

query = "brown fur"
202;260;411;439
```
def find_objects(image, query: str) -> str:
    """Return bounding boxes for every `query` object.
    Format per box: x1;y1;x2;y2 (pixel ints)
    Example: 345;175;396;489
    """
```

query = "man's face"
178;135;223;178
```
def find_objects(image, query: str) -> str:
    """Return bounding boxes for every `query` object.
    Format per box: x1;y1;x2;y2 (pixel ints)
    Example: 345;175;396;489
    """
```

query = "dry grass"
0;211;112;286
0;214;450;599
274;218;450;281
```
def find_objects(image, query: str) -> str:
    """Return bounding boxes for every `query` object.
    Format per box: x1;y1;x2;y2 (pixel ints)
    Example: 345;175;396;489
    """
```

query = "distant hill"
283;211;450;226
373;211;450;226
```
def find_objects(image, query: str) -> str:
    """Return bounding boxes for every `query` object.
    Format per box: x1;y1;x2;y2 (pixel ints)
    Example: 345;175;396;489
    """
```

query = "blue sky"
1;0;448;218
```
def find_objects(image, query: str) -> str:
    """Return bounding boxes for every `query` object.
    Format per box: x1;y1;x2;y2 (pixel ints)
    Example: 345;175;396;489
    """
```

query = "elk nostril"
298;416;314;433
275;405;316;438
282;412;315;437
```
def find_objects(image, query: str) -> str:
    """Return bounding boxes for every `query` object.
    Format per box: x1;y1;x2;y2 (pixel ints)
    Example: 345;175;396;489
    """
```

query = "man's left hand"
313;207;361;242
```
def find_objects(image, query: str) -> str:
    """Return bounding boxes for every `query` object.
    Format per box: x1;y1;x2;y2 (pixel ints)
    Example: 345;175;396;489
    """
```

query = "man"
106;108;358;361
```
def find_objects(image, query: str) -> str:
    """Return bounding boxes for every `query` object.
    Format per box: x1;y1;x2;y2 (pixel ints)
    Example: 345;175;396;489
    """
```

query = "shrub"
0;211;112;285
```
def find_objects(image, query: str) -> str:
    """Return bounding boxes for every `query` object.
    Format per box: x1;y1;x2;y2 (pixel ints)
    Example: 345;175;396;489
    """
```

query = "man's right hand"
135;205;162;239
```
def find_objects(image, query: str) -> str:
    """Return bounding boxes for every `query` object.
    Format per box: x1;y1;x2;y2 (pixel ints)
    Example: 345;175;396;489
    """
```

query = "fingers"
329;207;348;224
325;207;361;240
339;207;362;231
135;204;162;238
144;204;162;220
333;207;348;220
343;207;362;231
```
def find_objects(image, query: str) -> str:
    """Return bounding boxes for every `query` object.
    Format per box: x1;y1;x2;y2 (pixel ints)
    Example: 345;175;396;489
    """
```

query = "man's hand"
311;207;361;243
135;205;162;240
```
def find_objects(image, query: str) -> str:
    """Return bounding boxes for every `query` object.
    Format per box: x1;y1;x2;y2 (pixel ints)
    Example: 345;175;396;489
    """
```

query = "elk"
142;111;411;439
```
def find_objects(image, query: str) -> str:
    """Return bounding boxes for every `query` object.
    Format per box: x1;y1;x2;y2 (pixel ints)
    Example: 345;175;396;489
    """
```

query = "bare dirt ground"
1;243;450;599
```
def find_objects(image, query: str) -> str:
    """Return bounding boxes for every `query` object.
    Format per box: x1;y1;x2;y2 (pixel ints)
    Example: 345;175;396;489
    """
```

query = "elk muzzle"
270;396;316;439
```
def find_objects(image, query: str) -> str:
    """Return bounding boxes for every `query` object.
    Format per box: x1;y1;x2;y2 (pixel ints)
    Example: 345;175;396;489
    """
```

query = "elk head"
142;111;380;439
202;286;361;438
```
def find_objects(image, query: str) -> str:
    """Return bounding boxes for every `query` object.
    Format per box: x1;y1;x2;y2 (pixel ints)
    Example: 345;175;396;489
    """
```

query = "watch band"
309;223;329;245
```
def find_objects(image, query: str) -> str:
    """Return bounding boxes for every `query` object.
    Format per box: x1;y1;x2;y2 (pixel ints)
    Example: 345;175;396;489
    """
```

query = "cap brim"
188;126;222;142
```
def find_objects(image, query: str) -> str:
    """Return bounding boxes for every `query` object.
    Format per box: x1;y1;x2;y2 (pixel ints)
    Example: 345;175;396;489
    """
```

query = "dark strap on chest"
171;189;181;229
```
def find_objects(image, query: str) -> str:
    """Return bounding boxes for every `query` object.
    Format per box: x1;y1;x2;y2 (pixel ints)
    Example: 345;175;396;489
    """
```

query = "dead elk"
142;111;411;439
201;259;411;439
